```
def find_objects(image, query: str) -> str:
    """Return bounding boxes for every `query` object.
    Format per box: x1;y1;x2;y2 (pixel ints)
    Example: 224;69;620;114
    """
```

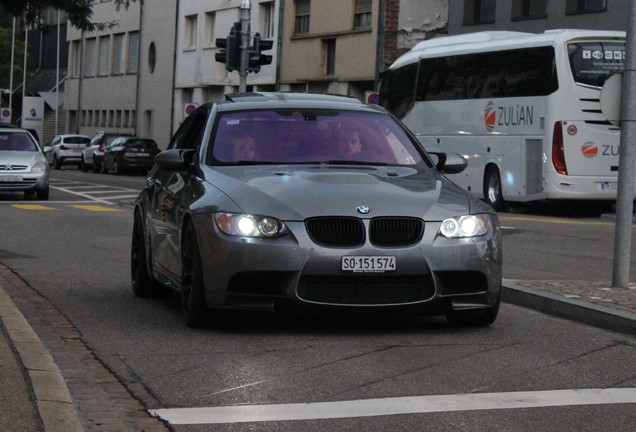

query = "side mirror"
429;151;467;174
155;149;196;171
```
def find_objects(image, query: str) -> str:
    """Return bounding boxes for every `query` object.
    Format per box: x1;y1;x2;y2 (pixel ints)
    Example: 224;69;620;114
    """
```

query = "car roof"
202;92;384;114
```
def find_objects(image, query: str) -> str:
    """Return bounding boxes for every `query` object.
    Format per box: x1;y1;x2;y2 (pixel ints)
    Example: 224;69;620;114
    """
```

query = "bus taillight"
552;121;568;175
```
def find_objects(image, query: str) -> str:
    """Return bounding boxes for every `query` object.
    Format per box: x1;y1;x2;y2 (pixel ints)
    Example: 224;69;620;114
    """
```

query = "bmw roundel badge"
356;205;371;214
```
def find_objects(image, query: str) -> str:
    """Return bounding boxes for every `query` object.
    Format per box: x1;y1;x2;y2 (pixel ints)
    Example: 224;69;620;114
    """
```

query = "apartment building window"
566;0;606;14
72;40;81;78
185;14;198;49
512;0;547;20
463;0;496;25
262;2;275;38
354;0;372;29
205;12;216;47
295;0;310;35
85;38;96;77
98;36;110;76
112;33;124;75
128;31;140;74
324;39;336;75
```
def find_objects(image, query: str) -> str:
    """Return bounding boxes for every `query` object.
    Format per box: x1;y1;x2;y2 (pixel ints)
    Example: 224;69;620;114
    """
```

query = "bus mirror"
600;73;622;126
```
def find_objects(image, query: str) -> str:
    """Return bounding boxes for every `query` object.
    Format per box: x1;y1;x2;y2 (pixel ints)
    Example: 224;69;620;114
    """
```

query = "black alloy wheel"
131;211;159;297
444;289;501;327
181;221;208;327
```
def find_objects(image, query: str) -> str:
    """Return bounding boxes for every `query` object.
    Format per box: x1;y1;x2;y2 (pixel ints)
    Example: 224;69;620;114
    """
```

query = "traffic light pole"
239;0;251;93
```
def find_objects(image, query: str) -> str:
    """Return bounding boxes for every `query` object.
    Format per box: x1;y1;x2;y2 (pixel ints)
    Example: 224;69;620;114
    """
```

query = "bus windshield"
567;41;625;88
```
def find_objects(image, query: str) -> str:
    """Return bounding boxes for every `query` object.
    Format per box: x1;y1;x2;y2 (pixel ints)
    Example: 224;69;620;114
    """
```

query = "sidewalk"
1;275;635;432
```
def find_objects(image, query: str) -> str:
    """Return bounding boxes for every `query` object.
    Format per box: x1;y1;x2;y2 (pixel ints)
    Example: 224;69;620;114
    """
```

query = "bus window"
379;63;417;119
416;47;557;101
567;42;625;88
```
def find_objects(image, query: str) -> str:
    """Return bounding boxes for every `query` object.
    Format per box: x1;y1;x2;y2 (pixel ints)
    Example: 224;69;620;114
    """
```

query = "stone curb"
502;279;636;336
0;286;83;432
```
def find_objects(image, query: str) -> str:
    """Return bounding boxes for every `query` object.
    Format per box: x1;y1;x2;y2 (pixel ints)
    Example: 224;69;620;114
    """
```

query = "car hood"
203;165;475;220
0;150;46;167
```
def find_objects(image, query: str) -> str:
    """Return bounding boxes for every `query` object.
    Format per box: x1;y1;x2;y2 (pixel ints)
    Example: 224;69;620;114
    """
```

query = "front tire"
131;211;160;297
80;156;88;172
53;154;62;170
484;166;505;211
36;187;49;201
181;221;208;327
444;290;501;327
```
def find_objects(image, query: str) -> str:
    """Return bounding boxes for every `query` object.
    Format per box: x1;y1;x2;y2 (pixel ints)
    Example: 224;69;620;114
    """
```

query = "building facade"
61;0;446;146
447;0;628;34
173;0;279;130
64;0;177;147
279;0;447;101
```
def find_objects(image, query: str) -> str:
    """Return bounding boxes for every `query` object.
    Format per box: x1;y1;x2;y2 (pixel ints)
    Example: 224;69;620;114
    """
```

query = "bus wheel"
484;166;505;211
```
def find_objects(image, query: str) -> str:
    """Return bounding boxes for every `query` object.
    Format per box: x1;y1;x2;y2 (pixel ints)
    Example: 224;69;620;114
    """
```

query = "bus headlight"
440;214;490;238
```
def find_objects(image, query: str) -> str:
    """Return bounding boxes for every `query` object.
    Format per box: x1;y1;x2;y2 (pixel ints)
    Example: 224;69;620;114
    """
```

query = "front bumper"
0;172;49;192
192;214;502;312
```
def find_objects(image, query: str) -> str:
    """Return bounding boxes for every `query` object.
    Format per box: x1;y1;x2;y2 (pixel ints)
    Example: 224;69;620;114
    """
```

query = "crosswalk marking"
11;204;57;211
150;388;636;425
69;204;121;212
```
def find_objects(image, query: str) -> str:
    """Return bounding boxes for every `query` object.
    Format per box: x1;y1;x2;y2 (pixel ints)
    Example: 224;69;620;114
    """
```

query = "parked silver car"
46;134;91;169
0;128;50;200
132;93;502;327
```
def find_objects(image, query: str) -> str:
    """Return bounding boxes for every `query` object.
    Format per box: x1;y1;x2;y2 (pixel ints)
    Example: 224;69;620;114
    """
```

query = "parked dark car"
102;137;161;174
131;92;502;327
81;131;134;172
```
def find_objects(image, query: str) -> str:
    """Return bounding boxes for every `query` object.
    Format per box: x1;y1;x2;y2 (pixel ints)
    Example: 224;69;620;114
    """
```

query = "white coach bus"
379;29;626;210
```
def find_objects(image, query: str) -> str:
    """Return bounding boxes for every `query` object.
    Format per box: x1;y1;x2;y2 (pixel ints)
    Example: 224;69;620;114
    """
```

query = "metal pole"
22;23;28;126
612;1;636;288
9;17;16;119
239;0;251;93
55;10;60;136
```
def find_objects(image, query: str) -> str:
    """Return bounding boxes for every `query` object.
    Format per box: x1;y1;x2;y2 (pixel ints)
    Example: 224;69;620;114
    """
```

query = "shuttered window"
98;36;110;76
85;38;96;77
354;0;372;29
295;0;310;34
128;31;139;74
112;33;124;75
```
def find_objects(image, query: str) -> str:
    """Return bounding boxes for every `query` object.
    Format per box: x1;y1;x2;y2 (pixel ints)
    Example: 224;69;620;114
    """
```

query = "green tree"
0;0;140;31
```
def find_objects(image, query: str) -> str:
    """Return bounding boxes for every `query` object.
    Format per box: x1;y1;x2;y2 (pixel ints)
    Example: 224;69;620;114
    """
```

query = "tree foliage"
0;0;140;32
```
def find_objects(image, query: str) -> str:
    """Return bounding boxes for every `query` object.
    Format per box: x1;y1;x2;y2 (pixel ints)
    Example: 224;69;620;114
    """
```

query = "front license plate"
599;182;618;191
342;256;396;273
0;175;22;182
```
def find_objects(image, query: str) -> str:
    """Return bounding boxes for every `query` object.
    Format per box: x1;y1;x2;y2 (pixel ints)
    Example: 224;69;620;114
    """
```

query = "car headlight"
31;161;48;173
214;213;287;237
439;214;490;238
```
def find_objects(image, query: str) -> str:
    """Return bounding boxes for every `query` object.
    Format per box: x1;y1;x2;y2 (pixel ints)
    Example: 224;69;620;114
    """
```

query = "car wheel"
114;157;124;175
53;154;61;170
36;187;49;201
92;159;101;173
484;166;505;211
99;159;108;174
181;220;208;327
131;211;160;297
80;156;88;172
444;290;501;327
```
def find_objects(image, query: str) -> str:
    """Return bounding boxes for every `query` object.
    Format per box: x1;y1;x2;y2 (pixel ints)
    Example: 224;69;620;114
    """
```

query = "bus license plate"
342;256;396;273
599;182;618;191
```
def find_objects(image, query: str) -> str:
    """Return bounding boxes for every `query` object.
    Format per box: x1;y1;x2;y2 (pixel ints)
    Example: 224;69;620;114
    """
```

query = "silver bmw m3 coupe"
132;93;502;327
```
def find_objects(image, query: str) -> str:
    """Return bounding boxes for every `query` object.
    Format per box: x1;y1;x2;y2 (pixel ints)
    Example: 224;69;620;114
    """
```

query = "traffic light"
215;22;241;72
247;33;274;73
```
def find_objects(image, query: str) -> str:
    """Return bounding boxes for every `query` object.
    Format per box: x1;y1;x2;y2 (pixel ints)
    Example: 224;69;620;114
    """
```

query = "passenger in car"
231;133;256;162
336;129;363;158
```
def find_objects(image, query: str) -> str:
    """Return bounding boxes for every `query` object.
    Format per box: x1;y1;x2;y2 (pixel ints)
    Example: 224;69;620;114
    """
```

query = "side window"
168;108;209;150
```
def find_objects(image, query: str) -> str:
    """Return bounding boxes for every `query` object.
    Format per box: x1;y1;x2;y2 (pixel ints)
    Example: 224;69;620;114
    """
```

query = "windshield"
208;109;425;166
568;41;625;88
0;132;39;151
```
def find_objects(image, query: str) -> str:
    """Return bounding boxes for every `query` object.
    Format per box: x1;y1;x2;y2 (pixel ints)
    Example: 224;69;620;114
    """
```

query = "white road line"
149;388;636;425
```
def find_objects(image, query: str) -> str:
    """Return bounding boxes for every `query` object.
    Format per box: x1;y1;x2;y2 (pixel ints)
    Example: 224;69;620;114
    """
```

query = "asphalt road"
1;168;635;431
